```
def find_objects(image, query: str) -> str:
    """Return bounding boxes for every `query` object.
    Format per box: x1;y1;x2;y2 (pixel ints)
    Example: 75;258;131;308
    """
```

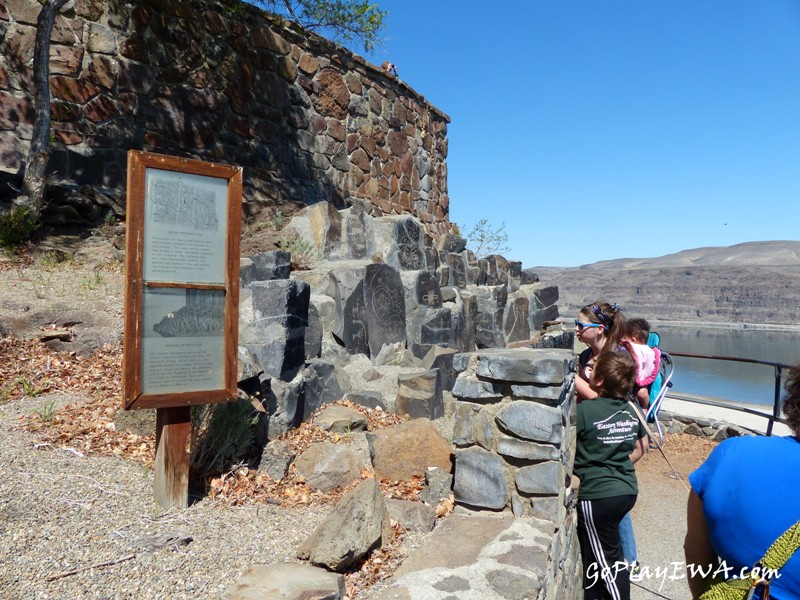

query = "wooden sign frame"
123;151;242;411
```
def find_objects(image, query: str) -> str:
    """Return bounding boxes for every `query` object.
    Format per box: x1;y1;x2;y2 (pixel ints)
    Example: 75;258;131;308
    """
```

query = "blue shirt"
689;435;800;599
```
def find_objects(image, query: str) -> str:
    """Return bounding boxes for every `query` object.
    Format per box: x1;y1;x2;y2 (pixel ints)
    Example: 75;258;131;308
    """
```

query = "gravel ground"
0;394;332;600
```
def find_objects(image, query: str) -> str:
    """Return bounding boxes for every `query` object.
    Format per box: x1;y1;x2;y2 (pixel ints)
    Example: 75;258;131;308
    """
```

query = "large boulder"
366;418;453;480
293;441;363;492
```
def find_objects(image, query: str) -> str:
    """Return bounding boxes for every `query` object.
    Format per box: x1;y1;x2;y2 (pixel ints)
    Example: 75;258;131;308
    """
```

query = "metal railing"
668;352;792;436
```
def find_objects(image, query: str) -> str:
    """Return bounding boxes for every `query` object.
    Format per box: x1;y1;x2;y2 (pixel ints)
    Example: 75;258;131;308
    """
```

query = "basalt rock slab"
391;217;425;271
343;390;387;411
314;405;367;433
264;370;304;440
453;446;507;510
328;265;369;355
415;270;443;308
421;345;458;392
239;280;310;380
342;204;368;259
473;285;508;348
446;252;469;288
523;283;560;331
386;498;436;532
503;292;530;345
474;348;574;384
224;562;345;600
240;250;291;286
305;301;323;360
419;466;453;506
363;263;407;357
289;200;342;257
297;478;390;571
450;289;477;353
495;401;563;444
515;461;562;495
302;359;349;420
395;368;443;420
257;439;295;481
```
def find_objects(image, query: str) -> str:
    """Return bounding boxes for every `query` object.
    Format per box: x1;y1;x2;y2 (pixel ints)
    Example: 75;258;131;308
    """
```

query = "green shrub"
278;234;322;270
0;207;39;251
190;399;257;477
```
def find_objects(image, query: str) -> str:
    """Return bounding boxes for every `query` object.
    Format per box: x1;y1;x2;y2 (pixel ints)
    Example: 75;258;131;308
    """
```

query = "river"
655;325;800;406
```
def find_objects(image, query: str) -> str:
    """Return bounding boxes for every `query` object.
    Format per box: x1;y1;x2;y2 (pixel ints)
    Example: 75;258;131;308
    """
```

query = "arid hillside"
533;241;800;325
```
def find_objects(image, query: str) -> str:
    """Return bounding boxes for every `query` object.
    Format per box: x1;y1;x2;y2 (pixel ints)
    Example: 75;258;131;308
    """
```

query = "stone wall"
450;347;581;597
0;0;451;233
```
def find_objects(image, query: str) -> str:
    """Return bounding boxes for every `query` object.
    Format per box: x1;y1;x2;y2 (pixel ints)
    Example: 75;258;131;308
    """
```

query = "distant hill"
532;241;800;326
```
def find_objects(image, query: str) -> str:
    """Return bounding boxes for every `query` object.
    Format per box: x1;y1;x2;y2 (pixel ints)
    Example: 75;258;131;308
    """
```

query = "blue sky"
359;1;800;267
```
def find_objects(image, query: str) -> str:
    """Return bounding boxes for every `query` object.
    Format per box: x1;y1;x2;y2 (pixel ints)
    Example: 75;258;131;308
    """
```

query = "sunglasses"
575;320;601;331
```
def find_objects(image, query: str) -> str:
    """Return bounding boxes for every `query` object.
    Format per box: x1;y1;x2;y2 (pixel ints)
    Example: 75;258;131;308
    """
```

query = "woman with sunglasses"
575;300;629;401
574;300;644;586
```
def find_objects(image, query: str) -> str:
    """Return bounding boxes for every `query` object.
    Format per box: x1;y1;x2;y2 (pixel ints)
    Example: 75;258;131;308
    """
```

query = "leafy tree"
466;219;511;257
253;0;386;52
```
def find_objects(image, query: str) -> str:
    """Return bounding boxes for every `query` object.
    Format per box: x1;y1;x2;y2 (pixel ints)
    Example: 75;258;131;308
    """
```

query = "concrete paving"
373;514;555;600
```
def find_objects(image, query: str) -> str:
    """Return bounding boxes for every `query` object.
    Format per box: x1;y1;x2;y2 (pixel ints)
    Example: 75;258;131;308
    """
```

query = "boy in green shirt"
575;351;647;600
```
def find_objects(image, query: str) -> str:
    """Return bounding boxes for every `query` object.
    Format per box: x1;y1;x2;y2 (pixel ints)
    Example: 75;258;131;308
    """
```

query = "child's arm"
629;436;646;465
575;376;598;401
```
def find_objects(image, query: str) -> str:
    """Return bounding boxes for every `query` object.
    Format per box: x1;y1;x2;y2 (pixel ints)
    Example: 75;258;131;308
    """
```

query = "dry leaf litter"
1;337;450;599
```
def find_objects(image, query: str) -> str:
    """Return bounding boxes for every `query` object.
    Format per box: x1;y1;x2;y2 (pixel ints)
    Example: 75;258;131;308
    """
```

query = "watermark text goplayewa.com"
587;561;781;591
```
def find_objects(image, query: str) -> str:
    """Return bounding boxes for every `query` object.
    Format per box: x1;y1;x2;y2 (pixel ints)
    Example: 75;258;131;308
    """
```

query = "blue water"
656;326;800;406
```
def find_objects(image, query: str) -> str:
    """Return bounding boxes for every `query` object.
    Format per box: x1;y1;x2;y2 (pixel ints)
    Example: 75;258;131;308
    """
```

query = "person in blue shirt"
684;364;800;599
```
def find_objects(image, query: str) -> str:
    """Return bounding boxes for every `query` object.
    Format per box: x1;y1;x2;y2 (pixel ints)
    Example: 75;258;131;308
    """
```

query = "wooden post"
154;406;191;509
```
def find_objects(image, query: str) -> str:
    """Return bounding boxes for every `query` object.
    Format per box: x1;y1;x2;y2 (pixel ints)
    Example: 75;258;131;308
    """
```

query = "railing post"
768;365;782;437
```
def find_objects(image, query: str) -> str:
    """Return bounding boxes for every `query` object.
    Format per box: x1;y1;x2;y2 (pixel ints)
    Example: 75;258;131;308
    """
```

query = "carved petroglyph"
363;263;407;356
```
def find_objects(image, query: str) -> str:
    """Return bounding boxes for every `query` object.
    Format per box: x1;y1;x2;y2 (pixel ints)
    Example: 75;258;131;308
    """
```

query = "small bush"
278;234;322;270
466;218;510;257
190;399;257;477
0;207;39;251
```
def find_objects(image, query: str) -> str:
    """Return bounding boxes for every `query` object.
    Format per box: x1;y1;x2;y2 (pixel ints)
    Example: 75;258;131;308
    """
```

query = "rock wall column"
451;347;580;598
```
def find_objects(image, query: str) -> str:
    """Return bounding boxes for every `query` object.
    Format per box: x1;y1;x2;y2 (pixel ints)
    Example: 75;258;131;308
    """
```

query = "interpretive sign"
123;151;242;509
123;151;242;409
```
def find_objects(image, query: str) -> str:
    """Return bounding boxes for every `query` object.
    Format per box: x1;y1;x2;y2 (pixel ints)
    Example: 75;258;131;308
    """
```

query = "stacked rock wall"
0;0;451;233
451;347;581;597
234;207;580;596
287;202;565;361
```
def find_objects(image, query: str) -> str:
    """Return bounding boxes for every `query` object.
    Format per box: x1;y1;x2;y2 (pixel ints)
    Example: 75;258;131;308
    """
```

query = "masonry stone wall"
451;347;581;597
0;0;451;234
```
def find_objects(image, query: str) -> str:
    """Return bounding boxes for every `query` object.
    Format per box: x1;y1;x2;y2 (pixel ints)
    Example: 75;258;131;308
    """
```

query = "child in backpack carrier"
622;318;661;410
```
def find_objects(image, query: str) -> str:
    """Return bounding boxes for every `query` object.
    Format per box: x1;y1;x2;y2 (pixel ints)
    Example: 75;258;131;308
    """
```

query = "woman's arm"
684;490;718;598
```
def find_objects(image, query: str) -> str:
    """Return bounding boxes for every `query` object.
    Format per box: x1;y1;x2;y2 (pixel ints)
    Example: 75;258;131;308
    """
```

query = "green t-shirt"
574;396;647;500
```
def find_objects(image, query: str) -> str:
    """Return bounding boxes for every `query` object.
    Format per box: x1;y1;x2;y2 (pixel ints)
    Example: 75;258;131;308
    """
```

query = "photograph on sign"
143;169;228;285
141;287;225;394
